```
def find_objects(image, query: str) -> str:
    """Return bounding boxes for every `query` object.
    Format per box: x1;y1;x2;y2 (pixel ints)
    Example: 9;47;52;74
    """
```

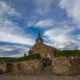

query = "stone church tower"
29;33;57;58
35;33;43;44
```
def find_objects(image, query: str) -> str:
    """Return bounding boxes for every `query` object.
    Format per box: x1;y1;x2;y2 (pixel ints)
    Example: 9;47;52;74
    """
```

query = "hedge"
0;57;16;62
54;50;80;57
15;54;40;62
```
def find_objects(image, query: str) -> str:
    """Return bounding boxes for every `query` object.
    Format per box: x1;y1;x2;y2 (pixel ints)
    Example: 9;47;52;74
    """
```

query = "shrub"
0;57;16;62
54;50;80;57
15;54;40;62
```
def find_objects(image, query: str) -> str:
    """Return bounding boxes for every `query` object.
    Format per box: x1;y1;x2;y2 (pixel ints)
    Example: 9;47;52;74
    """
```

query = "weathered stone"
12;59;43;75
0;61;7;73
52;56;80;75
31;43;57;57
0;61;13;74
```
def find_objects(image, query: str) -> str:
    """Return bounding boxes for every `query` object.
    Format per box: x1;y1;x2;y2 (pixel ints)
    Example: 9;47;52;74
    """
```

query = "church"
28;33;57;58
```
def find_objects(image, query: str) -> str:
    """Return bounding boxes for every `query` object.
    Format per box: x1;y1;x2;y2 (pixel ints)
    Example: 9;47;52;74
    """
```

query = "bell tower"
35;33;43;44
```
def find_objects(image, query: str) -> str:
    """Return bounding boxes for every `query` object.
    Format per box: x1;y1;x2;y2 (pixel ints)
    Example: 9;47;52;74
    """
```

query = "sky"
0;0;80;57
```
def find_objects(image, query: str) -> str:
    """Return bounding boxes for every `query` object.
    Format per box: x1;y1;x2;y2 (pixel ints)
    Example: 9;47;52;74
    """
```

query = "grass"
54;50;80;57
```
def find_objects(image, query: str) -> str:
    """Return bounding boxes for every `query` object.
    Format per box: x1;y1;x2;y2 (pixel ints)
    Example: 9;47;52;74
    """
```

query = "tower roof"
35;33;43;44
37;33;42;39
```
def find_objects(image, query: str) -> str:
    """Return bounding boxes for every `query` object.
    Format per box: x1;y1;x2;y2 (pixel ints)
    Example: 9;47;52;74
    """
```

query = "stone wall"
52;56;80;75
12;59;43;75
0;61;13;74
0;61;7;73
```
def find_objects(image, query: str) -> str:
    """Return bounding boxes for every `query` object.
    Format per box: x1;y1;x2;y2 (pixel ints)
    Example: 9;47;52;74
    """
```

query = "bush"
15;54;40;62
0;57;16;62
54;50;80;57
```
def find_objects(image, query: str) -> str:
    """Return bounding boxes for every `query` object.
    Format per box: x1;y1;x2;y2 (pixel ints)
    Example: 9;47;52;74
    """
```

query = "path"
40;66;53;75
0;73;80;80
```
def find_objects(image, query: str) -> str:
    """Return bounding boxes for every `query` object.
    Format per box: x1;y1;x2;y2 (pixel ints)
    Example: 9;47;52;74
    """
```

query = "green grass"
54;50;80;57
15;54;40;62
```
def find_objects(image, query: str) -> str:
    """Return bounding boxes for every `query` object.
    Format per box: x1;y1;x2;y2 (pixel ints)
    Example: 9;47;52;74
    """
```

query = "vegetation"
0;54;40;62
54;50;80;57
15;54;40;62
0;57;16;62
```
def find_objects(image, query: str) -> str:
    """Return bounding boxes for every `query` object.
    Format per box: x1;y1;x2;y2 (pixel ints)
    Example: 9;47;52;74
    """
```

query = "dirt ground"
0;74;80;80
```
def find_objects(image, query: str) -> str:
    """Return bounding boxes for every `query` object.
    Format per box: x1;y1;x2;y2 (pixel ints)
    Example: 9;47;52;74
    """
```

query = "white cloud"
78;35;80;40
44;27;80;49
0;1;34;46
0;45;29;57
35;19;54;27
35;0;53;15
0;30;34;45
0;1;18;16
59;0;80;27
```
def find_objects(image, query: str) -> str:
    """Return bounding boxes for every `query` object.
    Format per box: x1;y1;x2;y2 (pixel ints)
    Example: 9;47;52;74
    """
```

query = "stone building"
29;33;57;58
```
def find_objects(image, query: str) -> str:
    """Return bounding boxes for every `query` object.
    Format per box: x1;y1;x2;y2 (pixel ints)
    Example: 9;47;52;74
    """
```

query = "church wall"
31;43;54;58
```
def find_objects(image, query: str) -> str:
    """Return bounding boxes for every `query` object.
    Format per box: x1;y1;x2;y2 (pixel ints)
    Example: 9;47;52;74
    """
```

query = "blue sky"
0;0;80;57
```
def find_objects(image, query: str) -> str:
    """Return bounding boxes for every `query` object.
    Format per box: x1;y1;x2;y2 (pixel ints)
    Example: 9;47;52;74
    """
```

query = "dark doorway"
43;58;51;66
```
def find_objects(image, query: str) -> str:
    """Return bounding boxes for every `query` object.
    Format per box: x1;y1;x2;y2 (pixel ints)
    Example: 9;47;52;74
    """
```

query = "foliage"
54;50;80;57
0;57;16;62
15;54;40;62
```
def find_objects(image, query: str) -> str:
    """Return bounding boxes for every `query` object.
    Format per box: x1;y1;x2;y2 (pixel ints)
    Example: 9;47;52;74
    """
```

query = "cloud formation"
44;27;80;50
0;0;80;57
59;0;80;27
35;0;54;15
0;45;29;57
0;1;34;46
35;19;54;28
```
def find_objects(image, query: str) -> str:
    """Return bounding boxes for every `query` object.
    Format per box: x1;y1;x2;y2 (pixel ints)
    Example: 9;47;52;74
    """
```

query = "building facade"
29;33;57;58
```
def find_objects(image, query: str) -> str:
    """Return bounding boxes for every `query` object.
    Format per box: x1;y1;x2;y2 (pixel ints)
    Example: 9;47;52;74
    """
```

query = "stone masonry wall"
0;61;7;73
52;56;80;75
12;59;43;75
0;62;12;74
